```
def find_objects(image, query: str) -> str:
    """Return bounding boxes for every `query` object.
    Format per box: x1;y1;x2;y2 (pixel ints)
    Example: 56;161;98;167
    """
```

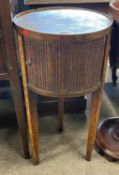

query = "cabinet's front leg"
18;34;39;165
86;88;102;161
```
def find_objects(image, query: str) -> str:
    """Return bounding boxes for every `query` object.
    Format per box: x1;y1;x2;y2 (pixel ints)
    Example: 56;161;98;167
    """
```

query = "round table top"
13;7;113;36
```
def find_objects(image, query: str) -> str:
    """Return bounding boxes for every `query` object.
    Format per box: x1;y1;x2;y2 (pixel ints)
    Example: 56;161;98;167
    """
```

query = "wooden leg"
9;78;30;159
58;97;64;131
18;34;39;165
29;91;39;165
86;88;102;161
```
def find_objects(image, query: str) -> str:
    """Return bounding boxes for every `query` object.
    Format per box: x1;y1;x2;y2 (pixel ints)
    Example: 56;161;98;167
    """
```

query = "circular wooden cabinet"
13;7;113;164
14;7;112;97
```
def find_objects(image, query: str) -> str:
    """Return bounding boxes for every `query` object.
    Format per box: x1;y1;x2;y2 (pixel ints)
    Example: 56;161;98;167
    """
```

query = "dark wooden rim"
16;26;111;41
109;0;119;12
24;0;110;5
13;6;113;41
29;82;101;97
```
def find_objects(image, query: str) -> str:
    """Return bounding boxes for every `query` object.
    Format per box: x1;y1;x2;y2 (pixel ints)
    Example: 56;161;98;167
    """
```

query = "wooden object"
96;117;119;161
0;0;30;158
14;7;112;164
18;33;39;164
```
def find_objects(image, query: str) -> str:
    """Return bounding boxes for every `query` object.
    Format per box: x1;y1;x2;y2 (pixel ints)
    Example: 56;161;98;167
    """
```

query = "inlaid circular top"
14;8;112;35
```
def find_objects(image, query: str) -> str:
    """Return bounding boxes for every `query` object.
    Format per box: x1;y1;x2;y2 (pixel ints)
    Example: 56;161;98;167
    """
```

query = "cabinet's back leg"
58;97;64;131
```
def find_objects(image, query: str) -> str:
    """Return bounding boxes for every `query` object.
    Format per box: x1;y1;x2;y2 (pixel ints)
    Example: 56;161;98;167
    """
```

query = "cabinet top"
14;7;112;36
